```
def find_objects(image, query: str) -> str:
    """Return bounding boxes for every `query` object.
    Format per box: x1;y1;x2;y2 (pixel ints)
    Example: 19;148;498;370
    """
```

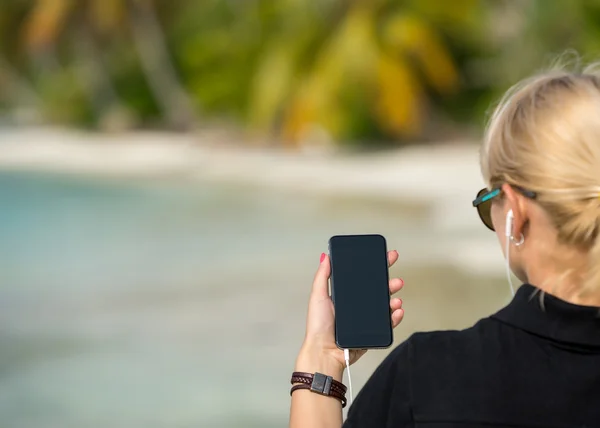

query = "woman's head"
479;60;600;300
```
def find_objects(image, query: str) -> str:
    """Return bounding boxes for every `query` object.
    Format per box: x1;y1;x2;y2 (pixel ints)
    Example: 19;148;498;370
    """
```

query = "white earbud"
505;209;514;238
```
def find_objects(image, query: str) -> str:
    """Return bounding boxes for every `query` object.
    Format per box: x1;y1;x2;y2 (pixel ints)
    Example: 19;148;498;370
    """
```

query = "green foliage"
3;0;600;145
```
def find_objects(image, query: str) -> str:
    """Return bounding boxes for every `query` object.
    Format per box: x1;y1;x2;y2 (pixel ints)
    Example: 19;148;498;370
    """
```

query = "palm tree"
248;0;484;146
21;0;197;129
0;54;43;122
0;1;42;122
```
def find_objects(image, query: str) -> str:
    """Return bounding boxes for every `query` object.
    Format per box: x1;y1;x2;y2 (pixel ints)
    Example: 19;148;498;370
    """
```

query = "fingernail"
320;253;326;263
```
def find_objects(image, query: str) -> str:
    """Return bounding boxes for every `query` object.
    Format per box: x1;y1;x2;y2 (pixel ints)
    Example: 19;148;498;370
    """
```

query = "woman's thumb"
311;253;331;299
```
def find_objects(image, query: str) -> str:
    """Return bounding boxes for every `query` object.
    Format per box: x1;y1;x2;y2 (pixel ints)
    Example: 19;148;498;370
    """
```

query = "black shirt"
344;284;600;428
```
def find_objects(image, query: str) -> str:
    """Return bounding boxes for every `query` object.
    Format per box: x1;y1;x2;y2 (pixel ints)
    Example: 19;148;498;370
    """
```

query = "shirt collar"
492;283;600;347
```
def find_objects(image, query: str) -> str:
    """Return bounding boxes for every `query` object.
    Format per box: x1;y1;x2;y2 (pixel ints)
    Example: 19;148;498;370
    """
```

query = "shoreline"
0;126;505;277
0;127;485;201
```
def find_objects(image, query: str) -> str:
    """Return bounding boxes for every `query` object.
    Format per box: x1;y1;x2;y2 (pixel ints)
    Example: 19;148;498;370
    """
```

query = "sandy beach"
0;127;485;200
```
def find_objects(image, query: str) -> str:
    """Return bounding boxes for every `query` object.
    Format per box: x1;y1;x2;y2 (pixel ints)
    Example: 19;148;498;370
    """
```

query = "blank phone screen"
329;235;393;349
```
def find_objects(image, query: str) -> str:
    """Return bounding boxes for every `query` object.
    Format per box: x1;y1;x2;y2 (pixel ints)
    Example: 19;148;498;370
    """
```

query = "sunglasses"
472;186;537;231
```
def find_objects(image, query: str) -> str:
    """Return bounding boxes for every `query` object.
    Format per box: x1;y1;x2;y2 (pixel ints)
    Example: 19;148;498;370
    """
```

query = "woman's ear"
501;183;527;238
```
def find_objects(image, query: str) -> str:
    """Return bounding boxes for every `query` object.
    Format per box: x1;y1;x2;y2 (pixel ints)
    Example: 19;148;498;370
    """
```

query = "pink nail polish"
320;253;326;263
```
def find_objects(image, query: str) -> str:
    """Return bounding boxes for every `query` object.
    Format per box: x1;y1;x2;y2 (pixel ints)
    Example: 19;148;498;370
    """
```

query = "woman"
289;63;600;427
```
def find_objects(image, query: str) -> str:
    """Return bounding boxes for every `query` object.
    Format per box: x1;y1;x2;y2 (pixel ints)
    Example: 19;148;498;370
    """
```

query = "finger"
390;298;402;312
310;253;331;300
391;308;404;328
389;278;404;295
387;250;399;267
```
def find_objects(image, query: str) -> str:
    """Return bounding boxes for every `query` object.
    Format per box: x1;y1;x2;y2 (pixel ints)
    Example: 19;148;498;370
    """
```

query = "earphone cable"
343;349;353;407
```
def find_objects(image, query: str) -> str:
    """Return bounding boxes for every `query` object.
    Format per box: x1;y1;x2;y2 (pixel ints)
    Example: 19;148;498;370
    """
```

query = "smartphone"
328;234;393;350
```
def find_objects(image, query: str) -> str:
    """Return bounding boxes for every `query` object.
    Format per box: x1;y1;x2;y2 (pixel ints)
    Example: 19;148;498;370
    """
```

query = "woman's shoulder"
346;318;507;425
388;316;507;371
407;315;504;349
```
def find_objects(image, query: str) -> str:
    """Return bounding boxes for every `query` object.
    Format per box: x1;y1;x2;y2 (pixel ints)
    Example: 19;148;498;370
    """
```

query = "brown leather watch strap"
291;372;347;394
290;384;347;408
290;372;347;408
291;374;346;396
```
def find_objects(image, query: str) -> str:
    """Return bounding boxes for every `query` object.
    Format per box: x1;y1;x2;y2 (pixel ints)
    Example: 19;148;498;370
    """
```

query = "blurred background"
1;1;600;427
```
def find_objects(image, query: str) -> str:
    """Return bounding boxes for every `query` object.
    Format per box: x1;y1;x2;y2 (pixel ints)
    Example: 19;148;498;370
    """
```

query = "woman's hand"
295;251;404;380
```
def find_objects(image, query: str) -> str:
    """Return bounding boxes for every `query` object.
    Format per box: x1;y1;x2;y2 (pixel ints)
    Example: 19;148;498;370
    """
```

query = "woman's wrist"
294;344;345;382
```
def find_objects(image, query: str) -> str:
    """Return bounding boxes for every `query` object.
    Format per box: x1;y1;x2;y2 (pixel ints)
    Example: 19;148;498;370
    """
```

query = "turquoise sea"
0;171;508;428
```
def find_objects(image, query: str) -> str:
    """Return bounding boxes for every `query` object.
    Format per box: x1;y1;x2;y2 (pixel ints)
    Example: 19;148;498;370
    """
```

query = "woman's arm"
289;252;405;428
290;346;345;428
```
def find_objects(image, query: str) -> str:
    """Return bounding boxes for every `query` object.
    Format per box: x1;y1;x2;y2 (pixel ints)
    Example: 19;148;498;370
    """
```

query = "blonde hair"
481;58;600;296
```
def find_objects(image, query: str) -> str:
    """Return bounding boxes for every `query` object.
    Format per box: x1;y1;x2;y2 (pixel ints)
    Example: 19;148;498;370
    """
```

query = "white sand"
0;127;486;196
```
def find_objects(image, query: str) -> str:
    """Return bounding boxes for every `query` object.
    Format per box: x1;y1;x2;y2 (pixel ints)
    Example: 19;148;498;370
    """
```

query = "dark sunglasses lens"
476;188;495;231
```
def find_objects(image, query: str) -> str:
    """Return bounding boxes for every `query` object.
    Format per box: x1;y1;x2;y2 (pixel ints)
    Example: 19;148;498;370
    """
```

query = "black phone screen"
328;234;393;349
